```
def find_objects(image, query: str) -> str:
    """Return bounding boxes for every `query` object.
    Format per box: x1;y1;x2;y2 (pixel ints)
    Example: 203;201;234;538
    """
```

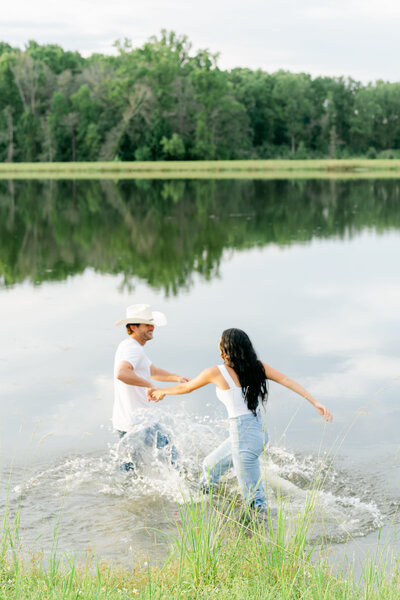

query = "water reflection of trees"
0;179;399;293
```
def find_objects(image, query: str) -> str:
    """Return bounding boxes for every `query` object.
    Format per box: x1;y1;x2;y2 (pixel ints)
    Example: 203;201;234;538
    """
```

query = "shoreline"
1;159;400;180
2;493;399;599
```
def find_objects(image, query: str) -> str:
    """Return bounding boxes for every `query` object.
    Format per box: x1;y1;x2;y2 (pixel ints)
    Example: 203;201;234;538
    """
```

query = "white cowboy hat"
115;304;167;327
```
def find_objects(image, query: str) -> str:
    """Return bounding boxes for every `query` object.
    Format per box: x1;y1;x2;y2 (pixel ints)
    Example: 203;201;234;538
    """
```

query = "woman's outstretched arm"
147;366;219;402
263;363;333;422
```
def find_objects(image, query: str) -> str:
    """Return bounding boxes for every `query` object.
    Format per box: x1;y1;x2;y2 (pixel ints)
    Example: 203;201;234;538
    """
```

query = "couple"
113;303;332;513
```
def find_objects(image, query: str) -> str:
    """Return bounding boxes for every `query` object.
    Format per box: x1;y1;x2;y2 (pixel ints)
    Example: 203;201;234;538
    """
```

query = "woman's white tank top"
215;364;253;418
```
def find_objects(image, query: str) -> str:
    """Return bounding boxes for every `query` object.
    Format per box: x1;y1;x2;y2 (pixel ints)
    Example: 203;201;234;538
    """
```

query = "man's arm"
150;364;189;383
115;361;152;387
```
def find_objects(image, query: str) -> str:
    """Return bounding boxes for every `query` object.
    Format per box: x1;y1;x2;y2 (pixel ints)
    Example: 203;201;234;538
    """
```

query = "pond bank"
2;493;399;599
1;159;400;179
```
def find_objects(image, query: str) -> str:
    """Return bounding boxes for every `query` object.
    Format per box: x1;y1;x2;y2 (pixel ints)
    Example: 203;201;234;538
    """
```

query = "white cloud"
352;0;400;19
41;375;113;436
307;356;400;399
296;325;376;356
290;277;400;400
1;0;399;81
298;282;400;356
304;0;400;21
303;5;347;19
361;285;400;314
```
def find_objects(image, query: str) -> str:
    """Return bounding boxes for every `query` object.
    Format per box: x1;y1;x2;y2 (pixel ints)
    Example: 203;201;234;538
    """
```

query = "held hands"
147;388;166;402
147;376;189;402
314;402;333;423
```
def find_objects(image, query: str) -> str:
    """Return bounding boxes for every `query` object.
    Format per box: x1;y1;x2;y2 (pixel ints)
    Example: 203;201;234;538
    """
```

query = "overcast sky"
2;0;400;82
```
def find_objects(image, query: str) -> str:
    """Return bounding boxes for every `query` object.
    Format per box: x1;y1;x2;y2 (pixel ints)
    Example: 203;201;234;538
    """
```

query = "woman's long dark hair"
220;328;268;415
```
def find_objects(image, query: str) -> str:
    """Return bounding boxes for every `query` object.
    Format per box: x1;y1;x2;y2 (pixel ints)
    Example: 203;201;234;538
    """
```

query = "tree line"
1;31;400;163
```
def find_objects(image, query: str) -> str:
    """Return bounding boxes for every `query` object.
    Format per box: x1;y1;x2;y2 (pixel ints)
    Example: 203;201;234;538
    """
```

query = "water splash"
262;446;384;541
6;409;386;559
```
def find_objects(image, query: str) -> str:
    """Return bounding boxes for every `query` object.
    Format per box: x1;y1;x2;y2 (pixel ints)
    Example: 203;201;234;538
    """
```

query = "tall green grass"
2;483;400;599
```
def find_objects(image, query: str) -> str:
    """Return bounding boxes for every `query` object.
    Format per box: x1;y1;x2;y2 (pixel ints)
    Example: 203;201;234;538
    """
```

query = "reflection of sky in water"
1;229;399;469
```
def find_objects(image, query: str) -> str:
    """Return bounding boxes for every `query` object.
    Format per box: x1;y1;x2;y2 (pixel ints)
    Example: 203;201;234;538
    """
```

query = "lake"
1;177;399;567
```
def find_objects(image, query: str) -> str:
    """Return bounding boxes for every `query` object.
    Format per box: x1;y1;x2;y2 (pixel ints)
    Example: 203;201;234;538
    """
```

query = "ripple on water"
3;410;387;561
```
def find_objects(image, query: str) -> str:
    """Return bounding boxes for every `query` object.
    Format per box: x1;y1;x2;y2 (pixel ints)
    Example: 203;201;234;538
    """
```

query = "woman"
148;328;332;512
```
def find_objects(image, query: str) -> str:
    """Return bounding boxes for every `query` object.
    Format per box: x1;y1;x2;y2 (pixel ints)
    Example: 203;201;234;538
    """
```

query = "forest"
1;31;400;163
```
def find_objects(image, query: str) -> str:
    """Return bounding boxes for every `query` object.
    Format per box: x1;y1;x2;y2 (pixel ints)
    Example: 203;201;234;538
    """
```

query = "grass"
2;484;400;599
1;159;400;180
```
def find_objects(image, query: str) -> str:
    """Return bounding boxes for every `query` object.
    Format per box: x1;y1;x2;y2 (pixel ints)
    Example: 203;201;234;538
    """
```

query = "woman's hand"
314;402;333;422
147;388;166;402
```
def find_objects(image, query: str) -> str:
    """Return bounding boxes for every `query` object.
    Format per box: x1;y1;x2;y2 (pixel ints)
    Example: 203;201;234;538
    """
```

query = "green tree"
161;133;185;159
25;40;83;74
190;51;250;159
272;71;313;154
229;69;275;155
350;84;379;153
70;84;102;160
0;34;399;162
373;81;400;151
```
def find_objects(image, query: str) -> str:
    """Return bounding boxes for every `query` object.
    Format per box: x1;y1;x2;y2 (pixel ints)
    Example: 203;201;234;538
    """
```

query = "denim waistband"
228;411;261;424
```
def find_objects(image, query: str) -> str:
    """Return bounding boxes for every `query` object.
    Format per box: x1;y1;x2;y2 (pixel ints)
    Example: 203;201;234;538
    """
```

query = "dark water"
1;178;399;565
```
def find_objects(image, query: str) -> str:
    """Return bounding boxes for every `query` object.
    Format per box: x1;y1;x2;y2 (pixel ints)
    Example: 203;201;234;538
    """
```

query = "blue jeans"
118;423;178;472
201;413;268;509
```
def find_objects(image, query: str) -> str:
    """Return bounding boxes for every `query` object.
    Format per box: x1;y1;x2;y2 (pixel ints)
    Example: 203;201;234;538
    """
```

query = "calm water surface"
0;178;399;566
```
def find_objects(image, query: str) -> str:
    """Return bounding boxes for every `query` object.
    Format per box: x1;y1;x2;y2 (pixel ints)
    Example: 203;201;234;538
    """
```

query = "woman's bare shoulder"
262;362;286;383
203;365;220;378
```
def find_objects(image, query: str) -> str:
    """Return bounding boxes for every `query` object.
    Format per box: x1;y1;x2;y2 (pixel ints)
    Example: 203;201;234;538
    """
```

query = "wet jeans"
117;423;178;472
201;413;268;509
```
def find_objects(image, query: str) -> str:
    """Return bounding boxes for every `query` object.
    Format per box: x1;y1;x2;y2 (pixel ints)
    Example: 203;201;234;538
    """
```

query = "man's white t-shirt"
112;337;152;431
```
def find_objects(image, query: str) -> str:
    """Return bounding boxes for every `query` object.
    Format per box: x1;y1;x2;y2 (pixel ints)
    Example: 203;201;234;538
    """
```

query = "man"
113;303;188;471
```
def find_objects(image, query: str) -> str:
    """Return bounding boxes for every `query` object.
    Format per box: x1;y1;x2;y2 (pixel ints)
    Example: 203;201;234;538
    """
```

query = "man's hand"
147;388;166;402
178;376;190;383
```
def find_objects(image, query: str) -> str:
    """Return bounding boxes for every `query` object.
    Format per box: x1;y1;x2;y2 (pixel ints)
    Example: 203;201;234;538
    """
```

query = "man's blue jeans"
201;413;268;509
117;423;178;472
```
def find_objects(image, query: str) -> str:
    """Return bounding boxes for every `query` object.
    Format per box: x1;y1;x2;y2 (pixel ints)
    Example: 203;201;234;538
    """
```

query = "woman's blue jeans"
201;413;268;508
